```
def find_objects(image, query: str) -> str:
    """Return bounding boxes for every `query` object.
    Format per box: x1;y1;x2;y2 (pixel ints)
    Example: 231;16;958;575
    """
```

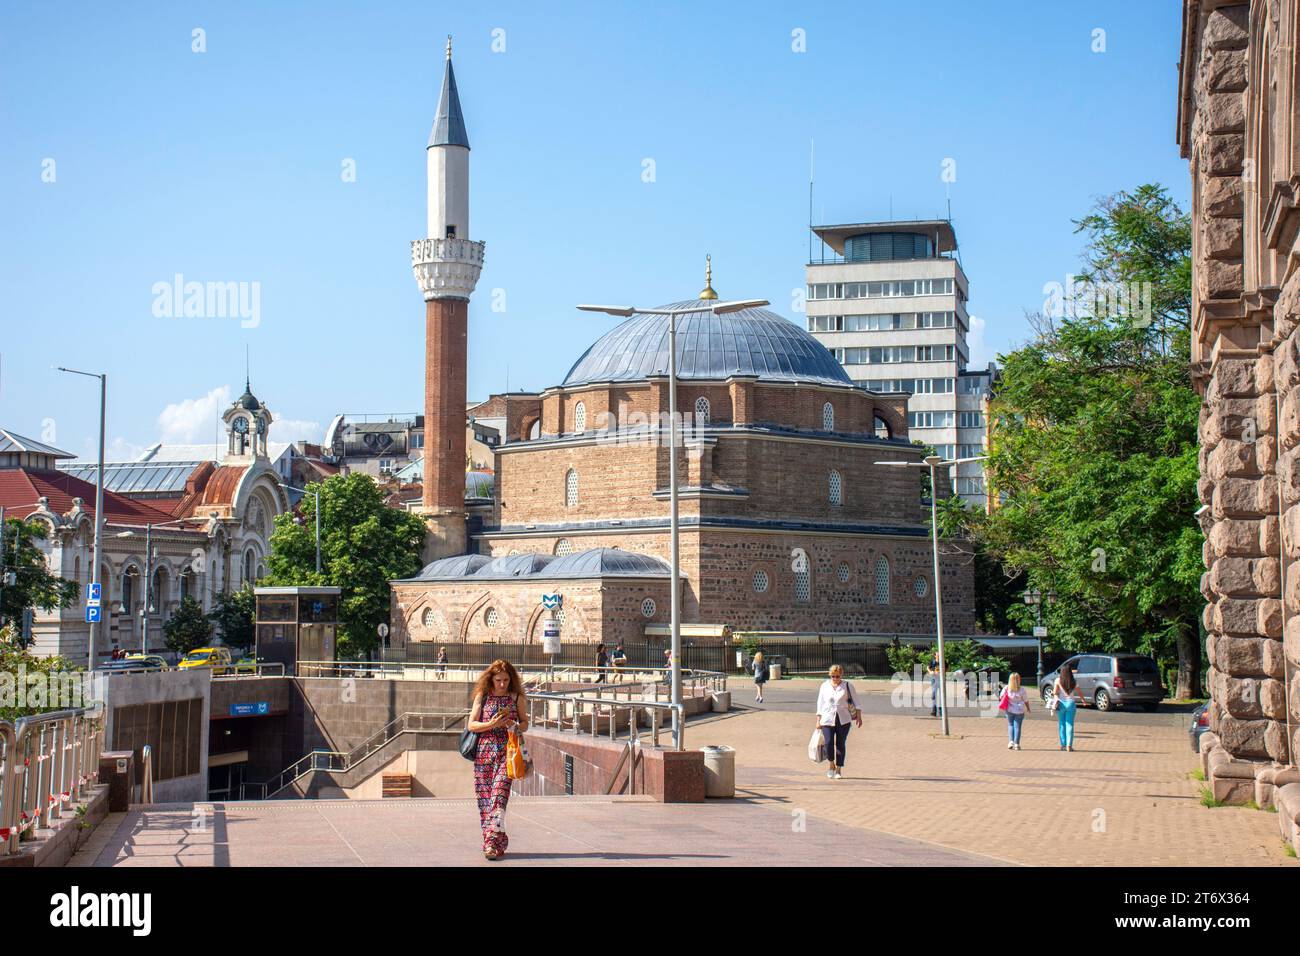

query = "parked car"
98;658;165;673
124;653;170;670
234;656;259;675
178;646;233;675
1039;653;1164;712
1189;703;1210;752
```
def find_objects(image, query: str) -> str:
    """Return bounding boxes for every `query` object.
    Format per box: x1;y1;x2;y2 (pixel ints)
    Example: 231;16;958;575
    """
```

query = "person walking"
1052;663;1085;752
927;650;941;717
751;651;769;704
999;672;1030;750
435;645;448;681
815;664;862;779
593;643;609;683
467;659;529;860
611;642;628;682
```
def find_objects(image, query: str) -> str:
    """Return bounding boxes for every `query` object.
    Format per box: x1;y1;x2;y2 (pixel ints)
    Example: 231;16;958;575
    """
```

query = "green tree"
163;596;212;655
1;517;77;646
209;584;255;651
0;623;84;720
263;473;426;658
978;184;1203;698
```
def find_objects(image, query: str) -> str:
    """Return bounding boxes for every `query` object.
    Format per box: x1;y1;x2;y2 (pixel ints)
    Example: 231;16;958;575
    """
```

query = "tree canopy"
263;473;426;658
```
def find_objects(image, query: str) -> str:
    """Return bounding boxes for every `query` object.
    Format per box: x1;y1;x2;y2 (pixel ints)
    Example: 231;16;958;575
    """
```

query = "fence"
0;708;104;857
393;638;1061;680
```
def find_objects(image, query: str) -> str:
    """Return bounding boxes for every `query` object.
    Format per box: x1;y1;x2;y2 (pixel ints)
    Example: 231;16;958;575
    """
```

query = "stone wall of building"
1179;1;1300;841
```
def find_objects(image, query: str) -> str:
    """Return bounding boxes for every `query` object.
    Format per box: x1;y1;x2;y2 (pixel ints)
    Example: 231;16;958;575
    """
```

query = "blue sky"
0;1;1190;460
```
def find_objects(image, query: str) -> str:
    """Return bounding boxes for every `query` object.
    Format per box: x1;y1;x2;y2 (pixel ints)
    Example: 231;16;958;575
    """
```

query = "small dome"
543;547;675;579
562;300;852;388
415;554;490;580
472;553;554;578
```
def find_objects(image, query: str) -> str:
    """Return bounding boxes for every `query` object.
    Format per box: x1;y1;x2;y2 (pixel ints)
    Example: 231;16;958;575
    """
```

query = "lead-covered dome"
561;300;853;388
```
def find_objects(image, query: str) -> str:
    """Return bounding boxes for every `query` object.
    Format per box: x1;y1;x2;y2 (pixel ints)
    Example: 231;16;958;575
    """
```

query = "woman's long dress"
473;693;516;855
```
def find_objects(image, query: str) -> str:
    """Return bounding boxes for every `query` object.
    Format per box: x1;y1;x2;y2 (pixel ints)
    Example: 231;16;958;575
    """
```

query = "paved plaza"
68;678;1294;867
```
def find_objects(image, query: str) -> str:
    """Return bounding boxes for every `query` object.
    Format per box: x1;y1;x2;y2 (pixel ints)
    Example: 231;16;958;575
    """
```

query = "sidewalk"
692;682;1293;867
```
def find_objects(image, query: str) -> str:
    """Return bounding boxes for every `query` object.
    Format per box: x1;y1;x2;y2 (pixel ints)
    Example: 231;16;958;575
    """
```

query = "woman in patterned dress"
467;659;528;860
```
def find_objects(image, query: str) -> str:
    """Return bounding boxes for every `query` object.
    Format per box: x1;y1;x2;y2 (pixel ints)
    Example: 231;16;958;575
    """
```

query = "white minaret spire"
427;34;470;242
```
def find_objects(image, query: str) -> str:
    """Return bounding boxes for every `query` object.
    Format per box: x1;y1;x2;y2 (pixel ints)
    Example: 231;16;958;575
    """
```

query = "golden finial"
699;253;718;300
446;35;452;61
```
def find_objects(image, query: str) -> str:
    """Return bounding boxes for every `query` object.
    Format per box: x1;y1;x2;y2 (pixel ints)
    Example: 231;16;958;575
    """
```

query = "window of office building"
842;232;933;262
807;315;843;332
958;443;984;459
957;411;985;429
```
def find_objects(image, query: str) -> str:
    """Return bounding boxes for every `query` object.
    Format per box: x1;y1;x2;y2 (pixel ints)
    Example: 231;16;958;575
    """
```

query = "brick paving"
69;796;1002;867
699;678;1296;867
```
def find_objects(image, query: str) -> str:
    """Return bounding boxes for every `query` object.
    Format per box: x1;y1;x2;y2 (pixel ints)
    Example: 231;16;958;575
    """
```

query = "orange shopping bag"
506;730;529;779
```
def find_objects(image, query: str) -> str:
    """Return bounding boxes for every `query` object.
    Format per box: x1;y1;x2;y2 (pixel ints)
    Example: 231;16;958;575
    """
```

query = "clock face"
256;417;266;435
233;417;249;434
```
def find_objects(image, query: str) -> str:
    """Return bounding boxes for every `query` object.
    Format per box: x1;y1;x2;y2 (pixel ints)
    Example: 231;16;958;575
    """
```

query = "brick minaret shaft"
411;36;483;560
423;296;468;515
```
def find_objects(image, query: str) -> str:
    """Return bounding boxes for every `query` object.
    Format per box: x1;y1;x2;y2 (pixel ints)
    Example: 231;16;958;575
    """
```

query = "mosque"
390;41;975;648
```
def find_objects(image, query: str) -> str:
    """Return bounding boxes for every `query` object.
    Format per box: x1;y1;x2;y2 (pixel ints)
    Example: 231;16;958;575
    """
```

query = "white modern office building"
805;219;994;506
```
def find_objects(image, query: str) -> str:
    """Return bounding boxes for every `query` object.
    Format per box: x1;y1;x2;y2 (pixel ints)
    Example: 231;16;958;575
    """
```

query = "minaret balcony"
411;237;485;301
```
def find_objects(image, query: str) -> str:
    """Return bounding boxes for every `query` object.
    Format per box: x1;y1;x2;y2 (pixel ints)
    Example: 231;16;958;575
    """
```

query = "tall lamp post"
1023;588;1056;686
578;296;769;750
283;484;322;574
876;453;986;737
56;366;106;670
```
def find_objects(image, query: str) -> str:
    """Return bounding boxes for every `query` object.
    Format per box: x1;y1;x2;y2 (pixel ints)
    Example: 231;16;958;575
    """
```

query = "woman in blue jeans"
815;664;862;779
1052;664;1086;751
999;672;1030;750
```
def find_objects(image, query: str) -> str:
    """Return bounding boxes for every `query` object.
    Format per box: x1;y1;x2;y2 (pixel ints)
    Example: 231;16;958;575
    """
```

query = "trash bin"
700;745;735;798
770;662;782;680
99;750;135;812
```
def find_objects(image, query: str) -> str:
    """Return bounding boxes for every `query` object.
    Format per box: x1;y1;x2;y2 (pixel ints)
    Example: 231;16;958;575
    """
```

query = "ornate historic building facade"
1178;1;1300;844
0;383;288;662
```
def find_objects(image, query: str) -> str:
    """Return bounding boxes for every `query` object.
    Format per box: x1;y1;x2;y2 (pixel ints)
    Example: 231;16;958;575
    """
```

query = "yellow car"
178;647;233;675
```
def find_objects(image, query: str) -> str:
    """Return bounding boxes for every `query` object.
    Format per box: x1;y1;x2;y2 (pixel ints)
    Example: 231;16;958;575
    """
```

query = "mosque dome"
561;299;853;389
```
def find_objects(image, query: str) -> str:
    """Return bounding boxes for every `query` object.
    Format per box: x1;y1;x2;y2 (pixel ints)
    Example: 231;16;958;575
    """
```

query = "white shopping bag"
808;728;826;763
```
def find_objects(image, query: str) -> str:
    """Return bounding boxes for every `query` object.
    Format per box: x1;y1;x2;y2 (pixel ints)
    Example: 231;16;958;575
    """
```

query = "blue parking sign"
85;605;101;624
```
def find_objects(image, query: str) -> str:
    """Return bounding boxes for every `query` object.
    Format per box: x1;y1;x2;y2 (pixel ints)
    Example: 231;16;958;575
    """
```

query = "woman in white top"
999;672;1030;750
814;664;862;779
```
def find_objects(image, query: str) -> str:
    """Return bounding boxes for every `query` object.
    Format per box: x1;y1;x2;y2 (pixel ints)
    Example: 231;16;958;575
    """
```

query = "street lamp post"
1023;588;1056;686
283;485;322;574
876;452;986;737
57;366;106;670
579;297;768;750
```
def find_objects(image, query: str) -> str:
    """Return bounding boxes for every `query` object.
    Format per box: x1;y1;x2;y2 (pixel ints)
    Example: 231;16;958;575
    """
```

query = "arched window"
243;548;256;585
574;402;587;434
694;396;710;425
874;414;891;438
822;402;835;431
829;469;843;506
421;607;434;627
553;538;573;556
752;569;769;593
641;598;656;618
485;607;499;629
914;576;929;599
179;569;191;602
528;419;541;440
564;469;579;507
122;568;137;615
794;564;811;603
836;562;850;583
73;556;81;586
873;556;890;604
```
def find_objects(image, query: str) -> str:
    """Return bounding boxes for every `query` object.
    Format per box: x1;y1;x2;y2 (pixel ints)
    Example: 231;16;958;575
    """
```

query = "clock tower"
222;378;272;464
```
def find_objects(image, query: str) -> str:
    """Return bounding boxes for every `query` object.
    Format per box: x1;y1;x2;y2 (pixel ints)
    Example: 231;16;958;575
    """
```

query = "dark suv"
1039;653;1164;712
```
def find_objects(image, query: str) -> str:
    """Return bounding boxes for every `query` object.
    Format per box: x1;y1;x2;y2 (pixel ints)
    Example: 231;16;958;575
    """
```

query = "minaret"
412;36;484;559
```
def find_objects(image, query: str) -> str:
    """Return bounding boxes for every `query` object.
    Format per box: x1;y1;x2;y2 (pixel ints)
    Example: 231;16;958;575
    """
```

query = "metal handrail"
212;661;287;678
140;744;154;804
294;660;727;693
1;708;104;857
525;690;684;752
247;710;469;799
